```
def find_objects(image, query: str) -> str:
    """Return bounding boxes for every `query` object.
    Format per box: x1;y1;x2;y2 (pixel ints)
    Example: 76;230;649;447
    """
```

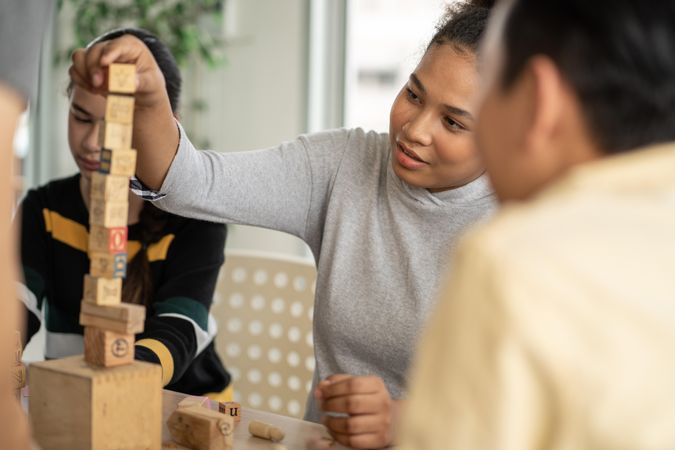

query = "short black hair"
500;0;675;154
427;0;496;55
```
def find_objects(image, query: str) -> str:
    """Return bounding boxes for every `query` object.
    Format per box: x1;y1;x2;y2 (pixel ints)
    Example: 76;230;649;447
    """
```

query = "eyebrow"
409;73;474;121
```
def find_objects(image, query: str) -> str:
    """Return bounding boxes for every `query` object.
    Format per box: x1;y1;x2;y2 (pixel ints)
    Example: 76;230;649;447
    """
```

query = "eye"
444;116;465;132
73;115;92;124
405;87;421;104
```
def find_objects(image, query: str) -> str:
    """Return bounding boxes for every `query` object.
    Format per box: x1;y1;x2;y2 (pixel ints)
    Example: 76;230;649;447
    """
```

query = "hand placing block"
89;224;128;254
80;301;145;334
89;198;128;228
105;94;134;124
90;172;129;202
167;406;234;450
99;121;132;150
83;327;134;367
99;148;137;177
89;251;127;278
218;401;241;423
83;274;122;305
108;63;137;94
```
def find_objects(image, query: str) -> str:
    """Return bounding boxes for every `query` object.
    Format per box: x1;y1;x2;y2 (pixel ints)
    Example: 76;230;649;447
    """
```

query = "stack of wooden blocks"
12;331;26;396
29;64;163;450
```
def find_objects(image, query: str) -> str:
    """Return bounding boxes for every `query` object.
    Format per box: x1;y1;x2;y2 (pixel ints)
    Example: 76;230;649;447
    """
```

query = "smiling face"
68;85;106;180
389;44;484;192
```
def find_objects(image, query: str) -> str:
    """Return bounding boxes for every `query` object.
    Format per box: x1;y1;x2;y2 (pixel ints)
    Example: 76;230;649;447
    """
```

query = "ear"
522;55;565;155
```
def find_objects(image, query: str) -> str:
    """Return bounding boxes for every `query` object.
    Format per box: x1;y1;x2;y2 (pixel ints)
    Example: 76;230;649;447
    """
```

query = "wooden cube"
99;121;132;149
83;327;134;367
105;94;134;124
89;198;128;227
99;148;137;177
108;63;136;94
12;363;26;389
167;406;234;450
90;172;129;202
80;301;145;334
218;401;241;423
88;224;128;254
29;355;161;450
89;251;127;278
82;275;122;305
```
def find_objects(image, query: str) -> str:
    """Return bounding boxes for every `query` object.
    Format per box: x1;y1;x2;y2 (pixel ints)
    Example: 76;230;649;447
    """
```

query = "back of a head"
428;0;496;55
91;28;182;113
500;0;675;154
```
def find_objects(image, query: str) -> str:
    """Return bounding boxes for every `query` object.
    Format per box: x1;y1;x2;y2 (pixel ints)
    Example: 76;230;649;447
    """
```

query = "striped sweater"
17;174;231;398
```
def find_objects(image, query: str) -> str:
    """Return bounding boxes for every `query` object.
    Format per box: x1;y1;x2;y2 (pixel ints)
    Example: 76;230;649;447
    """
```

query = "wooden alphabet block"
99;148;137;177
12;363;26;389
90;172;129;202
108;63;136;94
88;224;128;254
83;326;134;367
83;275;122;305
99;121;132;149
167;406;234;450
178;396;211;409
105;94;134;124
89;198;128;228
218;401;241;423
29;355;161;450
89;251;127;278
80;301;145;334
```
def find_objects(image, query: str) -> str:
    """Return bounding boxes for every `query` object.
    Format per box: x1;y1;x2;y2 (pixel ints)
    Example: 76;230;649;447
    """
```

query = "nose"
83;120;102;153
402;110;433;147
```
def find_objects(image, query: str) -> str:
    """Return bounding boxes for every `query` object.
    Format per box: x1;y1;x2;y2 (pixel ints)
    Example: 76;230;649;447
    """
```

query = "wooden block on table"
89;198;128;228
105;94;134;124
12;363;26;389
249;420;285;442
80;301;145;334
83;326;134;367
99;148;137;177
89;251;127;278
90;172;129;202
108;63;136;94
218;401;241;423
99;121;132;149
167;406;234;450
178;396;211;409
83;275;122;305
88;224;128;254
29;355;161;450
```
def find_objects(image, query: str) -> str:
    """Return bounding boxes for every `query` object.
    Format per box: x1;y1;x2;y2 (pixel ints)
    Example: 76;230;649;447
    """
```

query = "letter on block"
90;172;129;202
108;63;136;93
99;148;137;177
105;94;134;124
89;251;127;278
83;274;122;305
89;198;128;228
99;121;132;150
167;406;234;450
80;301;145;334
218;401;241;423
29;356;161;450
84;327;134;367
89;224;128;254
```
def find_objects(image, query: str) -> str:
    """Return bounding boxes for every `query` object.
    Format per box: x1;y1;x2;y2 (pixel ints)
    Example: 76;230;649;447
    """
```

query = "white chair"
212;250;316;418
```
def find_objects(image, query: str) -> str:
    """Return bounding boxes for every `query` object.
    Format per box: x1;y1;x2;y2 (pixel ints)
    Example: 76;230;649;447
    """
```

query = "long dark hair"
88;28;182;307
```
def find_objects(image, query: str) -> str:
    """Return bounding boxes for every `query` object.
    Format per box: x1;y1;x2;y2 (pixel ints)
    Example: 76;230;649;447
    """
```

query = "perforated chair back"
212;250;316;418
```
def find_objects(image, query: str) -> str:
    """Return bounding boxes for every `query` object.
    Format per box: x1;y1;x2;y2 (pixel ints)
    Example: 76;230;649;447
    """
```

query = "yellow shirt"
398;143;675;450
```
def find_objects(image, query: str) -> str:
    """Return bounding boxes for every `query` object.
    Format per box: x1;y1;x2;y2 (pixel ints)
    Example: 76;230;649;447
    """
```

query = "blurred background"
18;0;456;359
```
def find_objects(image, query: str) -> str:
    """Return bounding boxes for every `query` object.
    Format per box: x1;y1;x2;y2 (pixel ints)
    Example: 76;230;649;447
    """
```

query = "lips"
79;157;100;171
398;143;427;164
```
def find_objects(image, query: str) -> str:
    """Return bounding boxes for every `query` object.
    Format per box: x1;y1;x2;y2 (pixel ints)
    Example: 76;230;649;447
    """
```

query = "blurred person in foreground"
398;0;675;448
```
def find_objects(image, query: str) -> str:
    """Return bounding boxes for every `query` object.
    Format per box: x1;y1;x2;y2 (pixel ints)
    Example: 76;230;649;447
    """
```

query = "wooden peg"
218;401;241;423
88;224;128;254
105;94;134;124
82;274;122;305
89;198;128;228
108;63;136;94
80;301;145;334
249;420;285;442
99;148;137;177
167;406;234;450
83;326;134;367
99;121;133;150
90;172;129;202
89;251;127;278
